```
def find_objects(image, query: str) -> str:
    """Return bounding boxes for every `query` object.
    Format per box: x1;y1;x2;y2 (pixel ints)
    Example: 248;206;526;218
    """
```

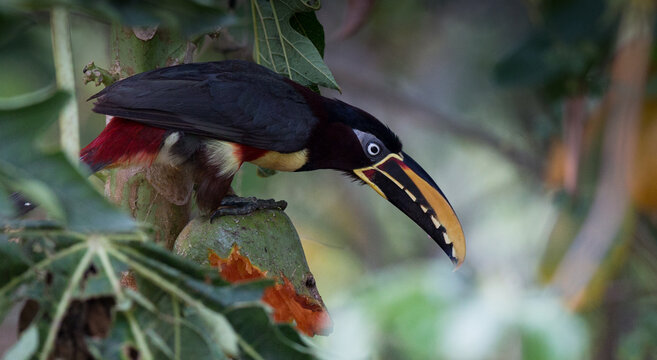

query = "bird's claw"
209;196;287;222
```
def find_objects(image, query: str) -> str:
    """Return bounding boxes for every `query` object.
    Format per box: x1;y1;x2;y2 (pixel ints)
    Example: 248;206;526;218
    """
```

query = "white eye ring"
367;142;381;156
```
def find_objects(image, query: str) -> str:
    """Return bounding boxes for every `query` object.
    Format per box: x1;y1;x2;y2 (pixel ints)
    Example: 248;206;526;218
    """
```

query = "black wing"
90;60;318;153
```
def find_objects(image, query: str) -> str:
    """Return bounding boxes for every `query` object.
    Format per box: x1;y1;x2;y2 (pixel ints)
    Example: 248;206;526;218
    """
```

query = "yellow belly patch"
250;149;308;172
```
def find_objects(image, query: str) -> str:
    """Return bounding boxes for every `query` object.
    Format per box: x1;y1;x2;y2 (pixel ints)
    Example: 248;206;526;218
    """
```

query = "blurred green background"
2;0;657;359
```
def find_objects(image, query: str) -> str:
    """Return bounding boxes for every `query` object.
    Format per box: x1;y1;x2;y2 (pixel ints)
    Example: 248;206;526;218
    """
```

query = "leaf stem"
39;247;94;360
106;246;213;313
50;6;80;162
125;311;154;360
251;0;260;64
106;245;247;357
0;241;87;299
97;243;124;300
252;0;276;68
172;297;181;360
269;0;292;79
238;337;265;360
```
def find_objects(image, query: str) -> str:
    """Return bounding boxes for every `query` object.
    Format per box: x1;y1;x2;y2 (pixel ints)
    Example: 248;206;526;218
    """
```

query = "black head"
326;99;402;155
301;97;466;266
299;98;402;171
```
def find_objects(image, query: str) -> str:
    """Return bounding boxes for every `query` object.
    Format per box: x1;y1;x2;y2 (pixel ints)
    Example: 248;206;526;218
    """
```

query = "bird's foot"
210;196;287;222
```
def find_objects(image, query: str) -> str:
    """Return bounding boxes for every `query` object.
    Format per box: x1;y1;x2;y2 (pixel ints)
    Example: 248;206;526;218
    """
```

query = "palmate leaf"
0;235;315;359
251;0;339;90
0;91;316;359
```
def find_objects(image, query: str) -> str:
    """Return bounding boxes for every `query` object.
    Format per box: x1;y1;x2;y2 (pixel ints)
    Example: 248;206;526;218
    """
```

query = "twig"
50;6;80;162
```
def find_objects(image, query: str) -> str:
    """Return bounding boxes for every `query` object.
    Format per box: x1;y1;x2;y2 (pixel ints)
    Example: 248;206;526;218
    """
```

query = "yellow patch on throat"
249;149;309;172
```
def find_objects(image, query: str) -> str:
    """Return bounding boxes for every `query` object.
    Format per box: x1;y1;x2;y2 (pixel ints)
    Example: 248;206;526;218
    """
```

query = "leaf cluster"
0;0;340;357
0;92;316;359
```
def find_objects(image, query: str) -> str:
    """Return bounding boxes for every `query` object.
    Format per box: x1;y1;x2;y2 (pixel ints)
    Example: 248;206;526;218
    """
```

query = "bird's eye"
367;142;381;156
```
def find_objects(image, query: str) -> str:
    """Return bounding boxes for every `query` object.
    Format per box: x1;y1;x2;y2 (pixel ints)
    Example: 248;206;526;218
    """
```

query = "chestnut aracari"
74;60;466;265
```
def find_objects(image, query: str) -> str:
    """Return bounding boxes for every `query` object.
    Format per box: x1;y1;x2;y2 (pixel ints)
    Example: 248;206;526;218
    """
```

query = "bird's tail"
80;117;168;172
7;117;168;217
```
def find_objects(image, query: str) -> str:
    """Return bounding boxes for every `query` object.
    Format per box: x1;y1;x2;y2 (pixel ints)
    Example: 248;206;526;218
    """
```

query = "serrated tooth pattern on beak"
431;215;441;229
355;152;465;266
404;189;417;202
444;233;452;244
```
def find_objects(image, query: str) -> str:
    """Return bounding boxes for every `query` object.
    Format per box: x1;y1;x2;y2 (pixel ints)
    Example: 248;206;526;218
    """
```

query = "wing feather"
91;60;318;153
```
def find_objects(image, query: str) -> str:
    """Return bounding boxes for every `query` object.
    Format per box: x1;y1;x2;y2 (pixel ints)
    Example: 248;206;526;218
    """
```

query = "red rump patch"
80;117;167;170
233;144;268;162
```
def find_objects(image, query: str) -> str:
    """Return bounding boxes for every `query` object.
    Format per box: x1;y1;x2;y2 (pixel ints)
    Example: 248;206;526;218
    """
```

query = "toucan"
71;60;465;265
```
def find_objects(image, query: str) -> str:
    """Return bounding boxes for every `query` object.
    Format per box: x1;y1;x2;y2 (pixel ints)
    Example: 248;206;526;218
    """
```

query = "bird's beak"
353;152;465;267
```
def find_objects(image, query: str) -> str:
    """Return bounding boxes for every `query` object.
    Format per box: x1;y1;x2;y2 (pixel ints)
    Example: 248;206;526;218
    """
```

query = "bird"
75;60;466;266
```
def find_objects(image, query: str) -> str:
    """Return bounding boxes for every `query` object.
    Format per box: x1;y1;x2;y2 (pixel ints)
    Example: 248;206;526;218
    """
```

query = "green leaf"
0;185;12;218
0;14;318;358
0;90;134;232
289;11;325;57
251;0;339;90
3;176;64;221
191;307;239;357
0;11;34;49
0;235;101;359
2;325;39;360
226;306;314;360
1;232;315;359
115;281;232;360
256;166;278;177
